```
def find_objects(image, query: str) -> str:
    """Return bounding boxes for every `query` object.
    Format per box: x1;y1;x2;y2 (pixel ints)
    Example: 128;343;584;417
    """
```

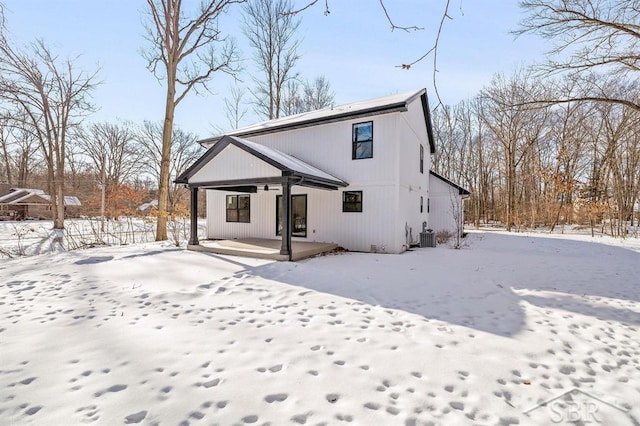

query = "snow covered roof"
199;88;435;154
176;135;348;190
0;188;81;206
138;200;158;211
40;195;82;206
430;171;471;197
0;189;48;204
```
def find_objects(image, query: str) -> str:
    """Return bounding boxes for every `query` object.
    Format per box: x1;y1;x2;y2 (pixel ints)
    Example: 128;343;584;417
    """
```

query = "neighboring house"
0;188;82;220
138;199;158;215
428;171;471;237
176;88;469;256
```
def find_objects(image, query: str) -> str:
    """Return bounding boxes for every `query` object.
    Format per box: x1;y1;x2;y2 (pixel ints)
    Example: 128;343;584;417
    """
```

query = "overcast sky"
3;1;548;138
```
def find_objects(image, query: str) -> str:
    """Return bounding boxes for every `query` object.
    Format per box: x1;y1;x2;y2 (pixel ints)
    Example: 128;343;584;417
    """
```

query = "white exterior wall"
204;96;432;254
190;144;281;183
397;100;431;247
428;177;465;237
206;184;399;253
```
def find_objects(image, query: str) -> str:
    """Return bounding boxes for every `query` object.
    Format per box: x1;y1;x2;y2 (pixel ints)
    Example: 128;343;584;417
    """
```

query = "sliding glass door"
276;194;307;237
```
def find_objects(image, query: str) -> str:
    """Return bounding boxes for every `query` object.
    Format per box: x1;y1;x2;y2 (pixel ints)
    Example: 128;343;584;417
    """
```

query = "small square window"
343;191;363;212
226;194;250;223
352;122;373;160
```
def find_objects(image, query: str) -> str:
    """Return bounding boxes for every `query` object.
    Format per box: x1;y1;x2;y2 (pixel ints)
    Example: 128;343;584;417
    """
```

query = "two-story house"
176;88;468;259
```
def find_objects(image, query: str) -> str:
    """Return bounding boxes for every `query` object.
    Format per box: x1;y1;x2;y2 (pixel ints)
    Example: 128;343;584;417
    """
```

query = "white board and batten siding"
397;99;431;247
202;91;436;254
206;184;400;253
190;144;281;182
428;176;465;237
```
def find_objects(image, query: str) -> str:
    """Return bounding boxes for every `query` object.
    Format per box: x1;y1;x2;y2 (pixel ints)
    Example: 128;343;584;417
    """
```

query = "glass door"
276;194;307;237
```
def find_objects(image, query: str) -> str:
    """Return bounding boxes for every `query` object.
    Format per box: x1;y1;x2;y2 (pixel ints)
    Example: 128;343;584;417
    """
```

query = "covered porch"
175;135;348;261
189;238;339;261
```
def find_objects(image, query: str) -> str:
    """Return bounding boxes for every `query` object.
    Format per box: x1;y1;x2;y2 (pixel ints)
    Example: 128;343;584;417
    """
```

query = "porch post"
188;186;199;246
280;177;292;260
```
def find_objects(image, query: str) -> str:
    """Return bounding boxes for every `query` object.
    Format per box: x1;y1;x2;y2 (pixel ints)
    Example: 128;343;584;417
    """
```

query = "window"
343;191;362;212
226;194;250;223
420;196;424;213
420;144;424;173
352;121;373;159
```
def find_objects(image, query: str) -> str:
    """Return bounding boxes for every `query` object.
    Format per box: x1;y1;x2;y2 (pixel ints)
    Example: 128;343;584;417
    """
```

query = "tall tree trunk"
156;82;176;242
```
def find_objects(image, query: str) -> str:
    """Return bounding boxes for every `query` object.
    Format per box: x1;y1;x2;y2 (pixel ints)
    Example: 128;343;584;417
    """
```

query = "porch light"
264;184;269;191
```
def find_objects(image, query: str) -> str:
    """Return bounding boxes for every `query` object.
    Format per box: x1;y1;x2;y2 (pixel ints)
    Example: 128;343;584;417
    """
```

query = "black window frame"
343;190;363;212
226;194;250;223
420;144;424;173
352;121;373;160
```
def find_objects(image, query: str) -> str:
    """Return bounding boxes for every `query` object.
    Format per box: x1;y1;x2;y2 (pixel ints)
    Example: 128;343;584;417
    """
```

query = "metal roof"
429;171;471;196
199;88;436;153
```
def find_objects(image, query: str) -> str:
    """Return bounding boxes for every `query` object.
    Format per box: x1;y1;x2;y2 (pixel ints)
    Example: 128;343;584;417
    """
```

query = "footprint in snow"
265;393;288;403
124;410;147;424
94;384;127;397
242;414;258;423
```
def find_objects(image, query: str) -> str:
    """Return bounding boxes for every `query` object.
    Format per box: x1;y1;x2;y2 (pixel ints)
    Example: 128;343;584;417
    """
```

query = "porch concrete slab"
188;238;338;261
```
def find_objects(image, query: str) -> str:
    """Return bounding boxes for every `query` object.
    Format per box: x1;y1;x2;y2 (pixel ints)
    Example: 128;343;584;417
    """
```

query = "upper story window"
343;191;363;212
226;194;250;223
420;144;424;173
352;121;373;159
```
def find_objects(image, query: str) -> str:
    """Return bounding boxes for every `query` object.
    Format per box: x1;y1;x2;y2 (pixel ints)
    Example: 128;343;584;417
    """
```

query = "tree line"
432;0;640;237
1;0;639;240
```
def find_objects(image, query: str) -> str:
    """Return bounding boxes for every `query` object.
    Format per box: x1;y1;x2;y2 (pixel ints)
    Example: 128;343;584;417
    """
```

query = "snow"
1;230;639;425
228;136;348;186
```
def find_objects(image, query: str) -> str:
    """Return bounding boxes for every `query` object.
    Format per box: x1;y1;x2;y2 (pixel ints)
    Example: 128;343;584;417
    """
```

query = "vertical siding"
203;96;433;254
428;177;465;236
192;144;280;183
396;98;430;248
246;114;400;185
206;185;401;253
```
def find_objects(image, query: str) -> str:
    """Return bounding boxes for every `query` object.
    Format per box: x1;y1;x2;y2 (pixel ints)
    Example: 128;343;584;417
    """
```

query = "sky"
3;1;549;138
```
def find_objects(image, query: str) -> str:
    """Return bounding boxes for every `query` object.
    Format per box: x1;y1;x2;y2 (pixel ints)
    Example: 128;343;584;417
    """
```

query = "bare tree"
280;76;335;116
136;121;203;213
222;84;249;130
0;38;98;229
480;70;551;231
6;124;42;187
76;121;141;189
301;75;334;110
142;0;243;241
0;116;12;184
243;0;301;119
518;0;640;111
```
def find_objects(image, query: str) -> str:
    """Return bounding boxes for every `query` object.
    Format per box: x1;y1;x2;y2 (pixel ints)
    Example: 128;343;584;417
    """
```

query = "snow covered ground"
1;231;639;425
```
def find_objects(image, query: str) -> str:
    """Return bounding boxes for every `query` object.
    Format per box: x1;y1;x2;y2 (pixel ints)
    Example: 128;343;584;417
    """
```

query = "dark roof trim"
199;103;409;146
188;177;284;188
421;93;436;154
429;171;471;196
208;186;258;193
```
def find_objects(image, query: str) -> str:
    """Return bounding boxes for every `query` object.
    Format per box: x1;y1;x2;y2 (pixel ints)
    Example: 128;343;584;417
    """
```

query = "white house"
428;171;471;237
176;88;469;258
